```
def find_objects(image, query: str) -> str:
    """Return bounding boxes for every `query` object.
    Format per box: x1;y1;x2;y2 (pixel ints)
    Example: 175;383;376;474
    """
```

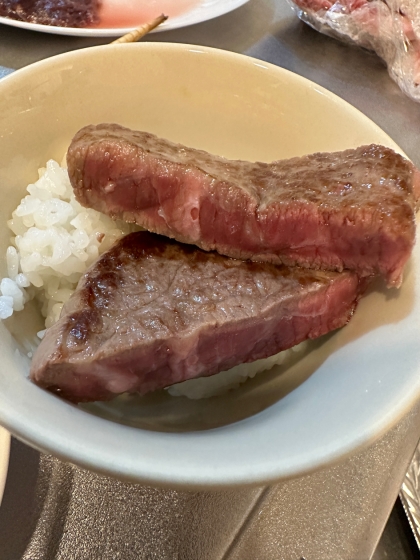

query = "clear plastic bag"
288;0;420;103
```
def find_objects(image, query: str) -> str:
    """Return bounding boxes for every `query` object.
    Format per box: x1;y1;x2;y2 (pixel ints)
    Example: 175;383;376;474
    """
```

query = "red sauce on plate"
95;0;199;28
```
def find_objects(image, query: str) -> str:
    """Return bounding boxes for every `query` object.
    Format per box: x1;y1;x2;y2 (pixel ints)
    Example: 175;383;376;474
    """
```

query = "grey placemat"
1;401;420;560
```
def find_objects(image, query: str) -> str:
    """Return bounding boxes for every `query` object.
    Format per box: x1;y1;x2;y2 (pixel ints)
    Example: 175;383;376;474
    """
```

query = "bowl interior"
0;43;418;487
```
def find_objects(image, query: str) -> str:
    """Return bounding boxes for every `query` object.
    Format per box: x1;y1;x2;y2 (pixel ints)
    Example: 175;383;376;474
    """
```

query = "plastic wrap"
288;0;420;103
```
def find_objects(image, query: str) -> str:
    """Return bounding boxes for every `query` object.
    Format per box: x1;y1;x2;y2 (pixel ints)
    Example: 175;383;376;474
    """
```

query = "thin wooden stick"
111;14;168;44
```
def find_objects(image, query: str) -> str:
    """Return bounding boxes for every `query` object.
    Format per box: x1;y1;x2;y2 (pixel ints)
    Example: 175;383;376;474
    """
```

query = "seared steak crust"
68;124;419;287
30;232;364;403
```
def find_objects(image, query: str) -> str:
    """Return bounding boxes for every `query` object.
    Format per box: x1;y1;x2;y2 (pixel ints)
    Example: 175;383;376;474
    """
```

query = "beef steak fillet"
67;124;420;287
0;0;100;27
30;232;364;403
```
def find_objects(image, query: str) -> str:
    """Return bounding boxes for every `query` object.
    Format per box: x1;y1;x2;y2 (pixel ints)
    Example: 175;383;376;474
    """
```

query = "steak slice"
0;0;100;27
30;231;364;403
67;123;420;288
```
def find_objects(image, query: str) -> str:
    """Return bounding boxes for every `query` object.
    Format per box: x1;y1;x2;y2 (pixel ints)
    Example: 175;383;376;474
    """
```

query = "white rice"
2;159;307;399
3;159;133;328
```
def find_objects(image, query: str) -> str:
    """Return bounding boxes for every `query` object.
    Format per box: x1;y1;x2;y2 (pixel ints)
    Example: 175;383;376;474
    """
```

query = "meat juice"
95;0;199;28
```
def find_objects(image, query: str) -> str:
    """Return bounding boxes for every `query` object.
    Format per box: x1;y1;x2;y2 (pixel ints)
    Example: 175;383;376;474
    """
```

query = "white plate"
0;43;418;489
0;0;250;37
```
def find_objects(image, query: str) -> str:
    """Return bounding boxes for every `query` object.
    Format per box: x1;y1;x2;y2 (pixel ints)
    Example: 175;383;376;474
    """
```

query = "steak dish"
30;232;365;403
68;123;420;287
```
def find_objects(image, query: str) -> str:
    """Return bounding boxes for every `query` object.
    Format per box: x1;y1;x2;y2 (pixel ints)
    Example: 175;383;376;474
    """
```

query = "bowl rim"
0;428;10;505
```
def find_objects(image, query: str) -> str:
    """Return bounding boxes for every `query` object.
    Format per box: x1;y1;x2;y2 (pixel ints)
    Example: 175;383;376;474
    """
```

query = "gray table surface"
1;1;420;558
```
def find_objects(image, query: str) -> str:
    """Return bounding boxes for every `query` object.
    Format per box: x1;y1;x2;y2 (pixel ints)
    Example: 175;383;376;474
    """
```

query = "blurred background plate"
0;0;251;37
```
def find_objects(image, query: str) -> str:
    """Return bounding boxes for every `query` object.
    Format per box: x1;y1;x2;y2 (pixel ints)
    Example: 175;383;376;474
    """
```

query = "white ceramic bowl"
0;43;419;488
